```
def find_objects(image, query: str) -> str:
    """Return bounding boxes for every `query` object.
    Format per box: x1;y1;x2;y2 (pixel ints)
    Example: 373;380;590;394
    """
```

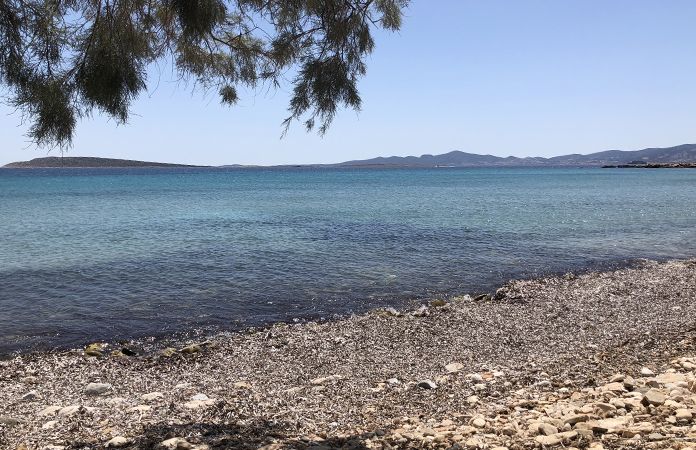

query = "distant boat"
435;165;456;168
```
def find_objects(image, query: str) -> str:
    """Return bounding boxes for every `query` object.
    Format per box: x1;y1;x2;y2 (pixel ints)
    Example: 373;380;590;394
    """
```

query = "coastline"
2;258;696;449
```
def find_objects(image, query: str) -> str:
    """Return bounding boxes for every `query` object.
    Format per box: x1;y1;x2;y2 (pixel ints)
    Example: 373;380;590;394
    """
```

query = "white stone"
157;438;186;450
42;420;58;429
641;367;655;377
192;393;209;401
472;418;486;428
129;405;151;412
85;383;111;395
445;363;464;373
106;436;131;448
39;406;62;415
142;392;164;402
58;405;80;416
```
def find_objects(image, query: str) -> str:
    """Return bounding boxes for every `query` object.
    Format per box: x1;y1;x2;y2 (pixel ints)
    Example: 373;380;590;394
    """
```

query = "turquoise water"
1;166;695;353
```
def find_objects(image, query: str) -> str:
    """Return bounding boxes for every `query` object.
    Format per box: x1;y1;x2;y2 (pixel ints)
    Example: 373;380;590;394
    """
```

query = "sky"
2;0;696;166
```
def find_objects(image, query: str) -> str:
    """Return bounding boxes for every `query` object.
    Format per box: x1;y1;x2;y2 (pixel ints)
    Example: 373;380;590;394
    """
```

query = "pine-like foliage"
0;0;409;148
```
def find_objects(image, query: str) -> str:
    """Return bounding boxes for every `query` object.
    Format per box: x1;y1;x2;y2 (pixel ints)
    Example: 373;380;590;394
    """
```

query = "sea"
1;166;695;354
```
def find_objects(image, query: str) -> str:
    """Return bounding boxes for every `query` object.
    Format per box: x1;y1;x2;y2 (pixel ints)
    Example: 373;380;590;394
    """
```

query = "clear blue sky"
2;1;696;166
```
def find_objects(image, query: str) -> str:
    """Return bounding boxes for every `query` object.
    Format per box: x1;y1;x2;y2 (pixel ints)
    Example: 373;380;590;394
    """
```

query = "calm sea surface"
1;166;695;354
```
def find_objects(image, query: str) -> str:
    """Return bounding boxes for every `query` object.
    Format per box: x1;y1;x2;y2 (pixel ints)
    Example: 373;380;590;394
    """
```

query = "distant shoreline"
1;156;205;169
602;163;696;169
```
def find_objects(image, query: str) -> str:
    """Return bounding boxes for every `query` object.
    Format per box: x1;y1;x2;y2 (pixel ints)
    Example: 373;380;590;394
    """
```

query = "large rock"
641;389;666;406
85;383;112;396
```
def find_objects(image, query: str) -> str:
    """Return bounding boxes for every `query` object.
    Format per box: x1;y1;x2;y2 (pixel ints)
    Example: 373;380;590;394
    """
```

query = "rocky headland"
2;258;696;450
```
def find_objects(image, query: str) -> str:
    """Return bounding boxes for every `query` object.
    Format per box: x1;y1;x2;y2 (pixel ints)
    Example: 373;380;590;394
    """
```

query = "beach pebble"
623;376;636;390
641;367;655;377
563;414;587;425
502;425;517;436
676;409;693;421
0;417;26;425
648;432;666;441
105;436;132;447
21;391;36;401
85;382;111;396
39;406;62;416
538;423;558;436
445;363;464;373
418;380;437;390
466;374;484;382
58;406;80;417
21;376;37;384
129;405;151;412
311;375;341;385
472;418;486;428
142;392;164;402
42;420;58;429
535;435;562;446
192;393;209;401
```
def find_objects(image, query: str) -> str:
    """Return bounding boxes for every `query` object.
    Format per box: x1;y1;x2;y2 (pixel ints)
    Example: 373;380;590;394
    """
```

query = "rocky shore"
2;258;696;450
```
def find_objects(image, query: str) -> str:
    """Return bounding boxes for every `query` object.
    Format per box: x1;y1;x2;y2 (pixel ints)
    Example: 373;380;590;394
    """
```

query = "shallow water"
1;166;695;353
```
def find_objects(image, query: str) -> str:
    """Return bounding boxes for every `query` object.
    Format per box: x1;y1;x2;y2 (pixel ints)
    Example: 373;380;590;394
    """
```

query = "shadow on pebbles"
2;258;696;450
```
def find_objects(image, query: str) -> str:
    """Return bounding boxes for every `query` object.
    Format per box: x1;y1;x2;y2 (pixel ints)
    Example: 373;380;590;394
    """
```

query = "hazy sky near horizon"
2;1;696;166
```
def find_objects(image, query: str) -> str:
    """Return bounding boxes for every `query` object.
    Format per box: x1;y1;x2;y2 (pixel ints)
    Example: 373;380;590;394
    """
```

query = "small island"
1;156;203;169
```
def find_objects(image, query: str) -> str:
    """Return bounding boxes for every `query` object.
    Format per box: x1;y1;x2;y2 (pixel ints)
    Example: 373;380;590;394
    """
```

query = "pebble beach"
2;258;696;450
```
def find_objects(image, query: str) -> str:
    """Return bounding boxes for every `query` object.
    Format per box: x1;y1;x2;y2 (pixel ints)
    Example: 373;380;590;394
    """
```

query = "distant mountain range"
4;144;696;168
1;156;203;168
338;144;696;166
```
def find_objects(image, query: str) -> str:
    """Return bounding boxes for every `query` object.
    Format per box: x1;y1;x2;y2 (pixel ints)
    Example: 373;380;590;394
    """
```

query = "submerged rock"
180;345;201;355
